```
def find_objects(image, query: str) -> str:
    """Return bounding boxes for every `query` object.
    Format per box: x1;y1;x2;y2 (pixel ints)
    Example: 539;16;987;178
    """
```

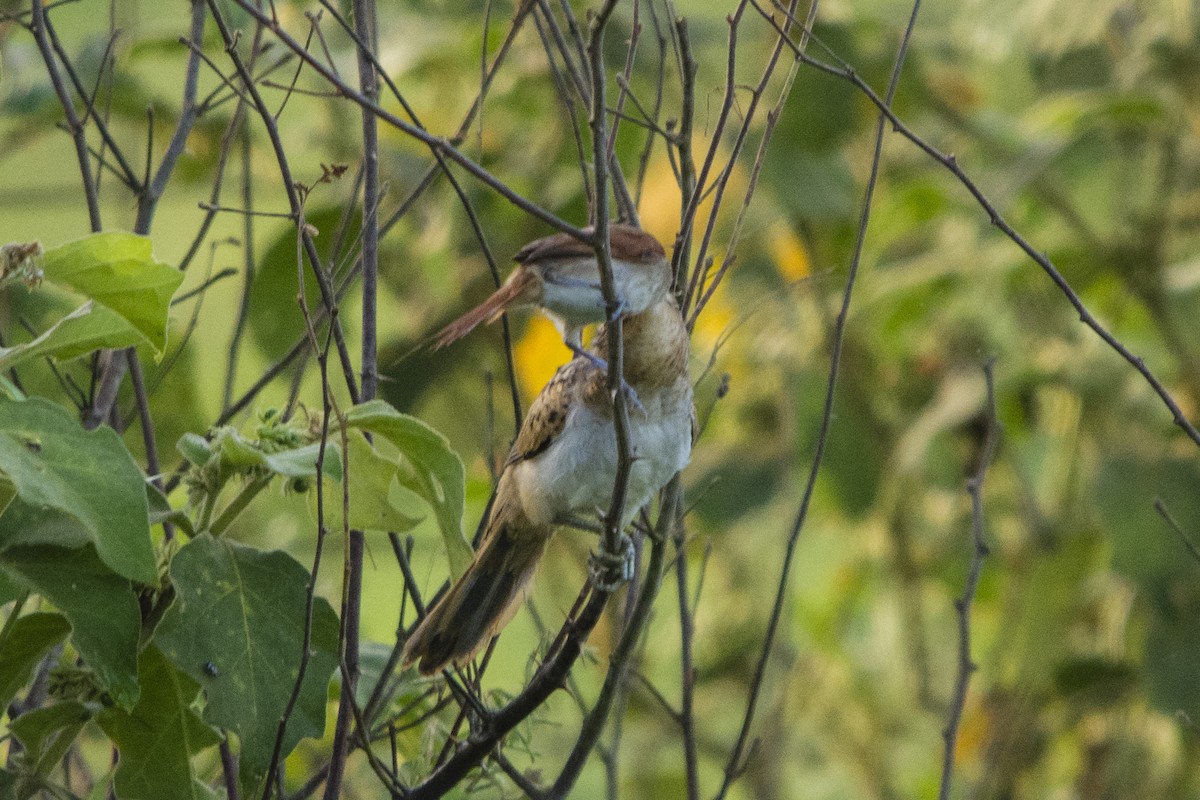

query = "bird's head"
434;224;670;350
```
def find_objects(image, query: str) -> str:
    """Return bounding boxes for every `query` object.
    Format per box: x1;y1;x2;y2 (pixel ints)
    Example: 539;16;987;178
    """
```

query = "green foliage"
0;546;141;709
311;431;424;534
0;397;155;583
40;232;184;353
0;232;182;370
0;302;144;372
154;534;339;795
342;399;472;577
97;646;220;800
4;1;1200;799
0;613;70;712
8;700;95;796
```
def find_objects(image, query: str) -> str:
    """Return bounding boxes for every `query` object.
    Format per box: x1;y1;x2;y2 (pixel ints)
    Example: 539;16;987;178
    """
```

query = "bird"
433;223;670;370
402;225;693;675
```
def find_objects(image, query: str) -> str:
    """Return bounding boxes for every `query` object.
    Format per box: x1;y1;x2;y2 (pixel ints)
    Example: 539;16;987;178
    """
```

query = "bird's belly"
540;282;607;329
513;390;692;527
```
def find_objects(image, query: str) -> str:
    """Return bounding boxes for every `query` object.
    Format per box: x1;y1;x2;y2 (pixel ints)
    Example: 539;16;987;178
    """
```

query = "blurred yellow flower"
769;221;811;282
514;316;572;400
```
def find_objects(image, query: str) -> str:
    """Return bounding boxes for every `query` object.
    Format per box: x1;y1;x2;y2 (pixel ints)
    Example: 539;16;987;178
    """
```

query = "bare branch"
939;360;1000;799
717;0;921;793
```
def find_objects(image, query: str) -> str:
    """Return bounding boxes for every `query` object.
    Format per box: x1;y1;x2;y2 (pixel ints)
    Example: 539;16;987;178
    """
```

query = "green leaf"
155;534;338;794
311;433;423;535
9;700;94;784
1145;608;1200;723
0;397;155;584
0;612;70;711
248;205;359;360
0;301;143;371
40;232;183;354
263;442;341;480
0;545;140;708
97;646;219;800
0;570;21;606
344;400;470;578
176;433;212;467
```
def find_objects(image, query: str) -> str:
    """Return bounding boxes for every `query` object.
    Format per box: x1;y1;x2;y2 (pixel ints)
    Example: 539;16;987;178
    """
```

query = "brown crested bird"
403;225;693;675
433;223;670;368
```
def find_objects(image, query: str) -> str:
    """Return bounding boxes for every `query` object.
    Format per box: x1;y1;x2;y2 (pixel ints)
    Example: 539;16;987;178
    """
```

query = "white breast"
512;380;693;528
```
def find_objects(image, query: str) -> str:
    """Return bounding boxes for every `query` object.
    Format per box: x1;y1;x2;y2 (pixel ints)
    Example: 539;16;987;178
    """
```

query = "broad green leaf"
0;397;155;584
248;205;359;360
310;433;423;535
155;534;338;794
98;646;219;800
0;570;21;606
40;232;183;353
344;400;470;577
9;700;94;785
264;442;342;480
0;612;70;711
0;545;140;709
0;301;143;371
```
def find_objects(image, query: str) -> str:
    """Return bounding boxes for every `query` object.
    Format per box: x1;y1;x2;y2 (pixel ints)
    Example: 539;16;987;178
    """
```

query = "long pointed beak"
433;266;541;349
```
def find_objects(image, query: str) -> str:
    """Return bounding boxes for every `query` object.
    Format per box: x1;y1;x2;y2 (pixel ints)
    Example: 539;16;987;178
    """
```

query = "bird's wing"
505;358;600;466
512;230;594;264
512;224;660;265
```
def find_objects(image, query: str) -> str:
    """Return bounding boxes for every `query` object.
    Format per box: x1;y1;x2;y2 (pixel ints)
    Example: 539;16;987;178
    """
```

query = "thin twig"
753;0;1200;448
938;360;1000;800
548;482;680;798
1154;498;1200;566
675;536;700;800
220;737;241;800
43;19;139;189
29;0;102;232
206;0;361;405
261;307;338;800
136;0;206;232
716;0;918;793
321;0;380;792
224;0;588;242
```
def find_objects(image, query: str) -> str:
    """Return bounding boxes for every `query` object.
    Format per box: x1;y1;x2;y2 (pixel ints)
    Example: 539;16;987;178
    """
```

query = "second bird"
403;224;694;674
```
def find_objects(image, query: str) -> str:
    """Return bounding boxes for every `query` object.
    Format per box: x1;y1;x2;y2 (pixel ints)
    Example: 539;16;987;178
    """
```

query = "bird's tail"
433;266;540;349
402;521;552;675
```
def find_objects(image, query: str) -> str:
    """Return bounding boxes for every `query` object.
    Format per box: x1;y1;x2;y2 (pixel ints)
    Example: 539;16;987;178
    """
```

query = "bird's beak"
433;265;542;349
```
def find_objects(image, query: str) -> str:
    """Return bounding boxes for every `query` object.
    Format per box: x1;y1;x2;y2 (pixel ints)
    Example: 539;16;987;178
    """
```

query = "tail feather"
433;267;540;349
402;523;551;675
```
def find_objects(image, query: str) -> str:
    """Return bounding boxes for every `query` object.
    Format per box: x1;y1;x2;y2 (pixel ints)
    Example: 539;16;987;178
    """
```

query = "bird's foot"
597;294;629;322
555;514;604;536
588;532;635;592
567;343;646;415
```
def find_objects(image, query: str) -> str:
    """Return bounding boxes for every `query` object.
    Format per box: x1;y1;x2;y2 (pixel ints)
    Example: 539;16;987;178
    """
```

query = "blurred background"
4;0;1200;796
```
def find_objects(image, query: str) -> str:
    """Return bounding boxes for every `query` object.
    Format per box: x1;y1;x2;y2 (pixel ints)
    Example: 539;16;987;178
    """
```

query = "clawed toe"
616;383;646;416
588;533;635;592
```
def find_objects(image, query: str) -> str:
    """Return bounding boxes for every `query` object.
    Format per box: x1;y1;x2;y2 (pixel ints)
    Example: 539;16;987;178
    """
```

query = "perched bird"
433;223;670;369
403;225;693;675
